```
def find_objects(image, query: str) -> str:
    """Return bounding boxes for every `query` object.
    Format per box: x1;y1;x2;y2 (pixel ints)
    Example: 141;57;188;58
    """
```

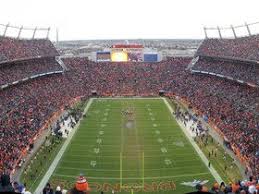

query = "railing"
190;69;259;88
0;23;50;39
203;21;259;39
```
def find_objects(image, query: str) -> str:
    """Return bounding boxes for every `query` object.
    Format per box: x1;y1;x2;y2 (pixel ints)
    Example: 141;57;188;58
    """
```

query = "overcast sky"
1;0;259;40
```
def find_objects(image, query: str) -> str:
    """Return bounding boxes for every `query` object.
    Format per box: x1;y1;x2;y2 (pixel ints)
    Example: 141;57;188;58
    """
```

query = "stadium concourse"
0;32;258;194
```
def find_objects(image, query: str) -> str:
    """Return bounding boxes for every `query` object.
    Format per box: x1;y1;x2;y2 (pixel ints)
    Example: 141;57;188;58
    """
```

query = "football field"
50;98;215;193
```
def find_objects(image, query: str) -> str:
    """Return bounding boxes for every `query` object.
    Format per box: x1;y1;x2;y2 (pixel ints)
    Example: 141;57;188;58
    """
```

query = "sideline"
34;98;94;194
162;98;223;183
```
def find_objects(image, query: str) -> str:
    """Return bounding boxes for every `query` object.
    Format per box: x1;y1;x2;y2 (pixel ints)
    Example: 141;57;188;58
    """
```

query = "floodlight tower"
245;22;251;36
56;28;59;43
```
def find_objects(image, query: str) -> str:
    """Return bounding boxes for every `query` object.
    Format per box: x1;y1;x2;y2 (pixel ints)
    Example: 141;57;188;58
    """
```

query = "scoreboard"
95;44;160;62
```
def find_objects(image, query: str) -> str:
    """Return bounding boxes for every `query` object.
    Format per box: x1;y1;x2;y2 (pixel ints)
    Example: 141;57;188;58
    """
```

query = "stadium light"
17;26;23;39
3;23;9;37
245;22;252;36
231;25;237;39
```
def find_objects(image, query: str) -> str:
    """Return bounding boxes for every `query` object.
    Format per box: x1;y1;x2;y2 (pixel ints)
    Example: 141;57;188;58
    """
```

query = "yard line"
131;101;143;182
53;172;211;180
120;100;124;188
120;152;122;188
142;152;144;187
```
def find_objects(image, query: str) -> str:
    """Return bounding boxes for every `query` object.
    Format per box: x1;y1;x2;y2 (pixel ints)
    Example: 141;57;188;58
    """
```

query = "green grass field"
196;135;242;183
49;98;216;193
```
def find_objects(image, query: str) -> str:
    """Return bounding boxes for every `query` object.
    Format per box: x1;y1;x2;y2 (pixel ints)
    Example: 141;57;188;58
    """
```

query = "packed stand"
194;176;259;194
0;58;62;86
192;57;259;86
0;36;59;63
196;35;259;61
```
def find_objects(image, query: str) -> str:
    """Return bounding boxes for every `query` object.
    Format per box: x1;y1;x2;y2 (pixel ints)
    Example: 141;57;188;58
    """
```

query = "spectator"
55;186;62;194
43;182;53;194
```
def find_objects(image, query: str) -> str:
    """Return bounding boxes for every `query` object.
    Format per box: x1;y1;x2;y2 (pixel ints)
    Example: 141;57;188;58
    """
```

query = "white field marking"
94;110;100;114
53;172;211;180
96;138;102;144
161;147;168;153
91;97;162;100
142;152;145;187
65;153;200;159
51;165;204;172
157;138;164;143
34;98;94;194
76;124;184;129
90;161;97;167
173;141;185;147
68;148;196;154
94;148;100;154
162;98;223;183
120;152;122;187
61;157;199;165
155;130;160;135
120;101;124;187
72;134;183;139
153;124;157;127
164;158;172;165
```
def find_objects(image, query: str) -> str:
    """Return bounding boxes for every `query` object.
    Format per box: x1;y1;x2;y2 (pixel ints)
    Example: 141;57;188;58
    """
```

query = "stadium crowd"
0;58;62;86
191;57;259;86
0;36;59;62
0;36;258;193
196;35;259;61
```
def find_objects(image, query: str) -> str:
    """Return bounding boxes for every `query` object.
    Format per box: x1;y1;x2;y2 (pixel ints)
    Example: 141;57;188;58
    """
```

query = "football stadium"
0;1;259;194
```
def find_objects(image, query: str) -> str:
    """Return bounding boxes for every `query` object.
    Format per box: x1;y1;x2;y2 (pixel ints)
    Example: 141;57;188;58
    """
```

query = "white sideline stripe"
34;99;94;194
162;98;223;183
53;172;210;180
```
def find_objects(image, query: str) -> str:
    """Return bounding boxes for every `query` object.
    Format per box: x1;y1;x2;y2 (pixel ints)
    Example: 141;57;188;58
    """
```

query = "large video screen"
96;52;111;62
128;51;143;62
111;51;128;62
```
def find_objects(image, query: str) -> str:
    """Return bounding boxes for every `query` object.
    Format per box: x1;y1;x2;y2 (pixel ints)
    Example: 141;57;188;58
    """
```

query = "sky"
1;0;259;40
